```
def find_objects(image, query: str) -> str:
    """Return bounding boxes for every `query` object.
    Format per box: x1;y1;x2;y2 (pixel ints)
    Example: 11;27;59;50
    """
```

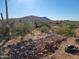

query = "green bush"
40;25;50;33
52;24;75;36
15;21;35;36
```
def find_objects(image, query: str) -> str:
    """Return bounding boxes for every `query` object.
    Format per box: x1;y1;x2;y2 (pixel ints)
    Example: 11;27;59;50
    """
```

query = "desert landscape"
0;0;79;59
0;16;79;59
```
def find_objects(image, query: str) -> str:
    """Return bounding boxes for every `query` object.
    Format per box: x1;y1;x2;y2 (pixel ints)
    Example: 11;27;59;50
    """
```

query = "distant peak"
10;15;52;21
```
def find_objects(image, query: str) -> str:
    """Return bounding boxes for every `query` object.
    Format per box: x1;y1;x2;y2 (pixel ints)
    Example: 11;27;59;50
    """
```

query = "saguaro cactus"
0;13;3;20
1;0;10;47
5;0;8;21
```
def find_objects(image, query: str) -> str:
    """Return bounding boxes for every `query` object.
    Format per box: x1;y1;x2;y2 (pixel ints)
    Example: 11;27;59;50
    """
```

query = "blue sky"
0;0;79;20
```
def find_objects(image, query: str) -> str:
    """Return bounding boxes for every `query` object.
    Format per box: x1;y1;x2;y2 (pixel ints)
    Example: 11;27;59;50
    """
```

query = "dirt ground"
41;28;79;59
1;28;79;59
51;28;79;59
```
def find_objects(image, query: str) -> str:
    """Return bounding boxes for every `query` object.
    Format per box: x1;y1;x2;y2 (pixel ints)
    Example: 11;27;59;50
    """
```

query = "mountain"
10;16;52;23
17;16;51;21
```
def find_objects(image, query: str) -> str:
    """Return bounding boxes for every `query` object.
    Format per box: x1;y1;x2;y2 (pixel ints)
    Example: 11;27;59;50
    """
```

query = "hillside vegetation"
0;16;79;59
0;16;77;38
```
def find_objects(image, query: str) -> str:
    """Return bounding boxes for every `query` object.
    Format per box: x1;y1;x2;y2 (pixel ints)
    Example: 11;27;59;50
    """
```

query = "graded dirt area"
52;28;79;59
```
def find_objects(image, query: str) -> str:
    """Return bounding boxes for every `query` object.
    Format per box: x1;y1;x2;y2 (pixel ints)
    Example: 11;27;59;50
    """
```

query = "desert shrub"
64;28;74;36
52;24;75;36
15;21;35;36
39;25;50;33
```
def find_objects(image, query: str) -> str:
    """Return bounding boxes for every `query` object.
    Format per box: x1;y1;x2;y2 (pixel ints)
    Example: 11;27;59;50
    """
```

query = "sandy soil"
52;28;79;59
1;28;79;59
